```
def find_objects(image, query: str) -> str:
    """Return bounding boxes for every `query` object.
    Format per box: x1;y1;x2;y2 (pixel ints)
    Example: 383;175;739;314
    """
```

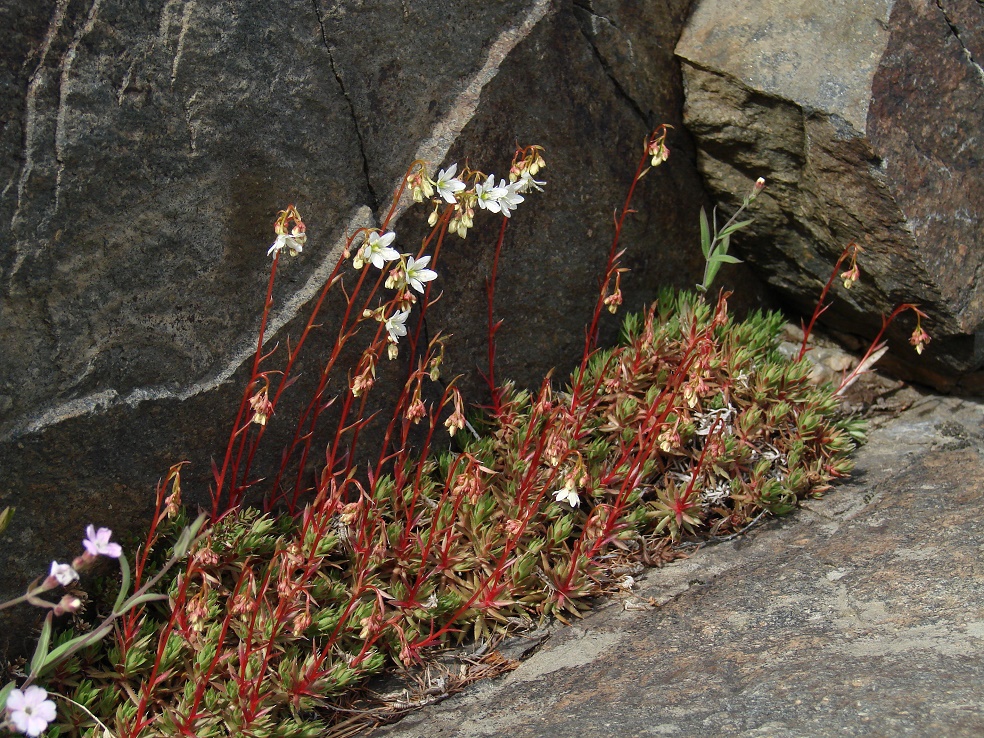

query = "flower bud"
749;177;766;201
54;595;83;616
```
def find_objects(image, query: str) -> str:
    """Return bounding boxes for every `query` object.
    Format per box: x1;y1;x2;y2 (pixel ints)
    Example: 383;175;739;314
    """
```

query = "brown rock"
676;0;984;390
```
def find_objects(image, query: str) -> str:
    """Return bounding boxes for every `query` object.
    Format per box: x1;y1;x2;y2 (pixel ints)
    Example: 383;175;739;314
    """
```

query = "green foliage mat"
41;289;863;737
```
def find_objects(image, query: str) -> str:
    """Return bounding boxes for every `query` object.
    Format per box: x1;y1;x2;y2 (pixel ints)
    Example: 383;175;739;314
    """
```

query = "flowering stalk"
797;241;861;361
697;175;764;294
835;303;930;395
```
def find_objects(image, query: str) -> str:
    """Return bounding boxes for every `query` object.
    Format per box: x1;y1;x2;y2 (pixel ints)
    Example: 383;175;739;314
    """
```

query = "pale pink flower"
83;525;122;559
5;686;57;737
48;561;79;586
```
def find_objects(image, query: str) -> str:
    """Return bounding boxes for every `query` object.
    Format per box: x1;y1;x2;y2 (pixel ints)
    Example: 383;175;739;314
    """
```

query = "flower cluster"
408;148;545;239
909;308;931;355
267;204;307;258
349;226;439;362
2;526;124;736
647;125;672;167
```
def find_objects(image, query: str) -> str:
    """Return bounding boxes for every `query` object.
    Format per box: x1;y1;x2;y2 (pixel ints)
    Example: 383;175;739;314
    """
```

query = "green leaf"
30;613;53;676
718;218;754;237
704;262;722;290
113;554;131;613
173;514;208;559
711;254;743;265
0;680;16;708
699;208;711;258
717;233;731;257
42;621;113;670
122;593;168;609
0;507;13;537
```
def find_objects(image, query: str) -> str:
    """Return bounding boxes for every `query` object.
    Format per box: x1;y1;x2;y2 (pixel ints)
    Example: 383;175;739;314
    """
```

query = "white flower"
5;686;57;737
433;163;466;204
385;309;411;344
83;525;122;559
552;483;580;508
267;230;306;258
475;174;506;213
496;179;525;218
516;170;546;193
356;231;399;270
49;561;79;586
404;255;438;293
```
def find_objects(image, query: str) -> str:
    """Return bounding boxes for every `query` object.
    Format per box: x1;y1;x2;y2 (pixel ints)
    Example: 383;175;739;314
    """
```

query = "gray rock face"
372;393;984;738
676;0;984;391
3;0;762;654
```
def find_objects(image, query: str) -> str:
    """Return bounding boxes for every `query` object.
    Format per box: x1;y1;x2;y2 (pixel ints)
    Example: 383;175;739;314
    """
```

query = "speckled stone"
373;394;984;738
676;0;984;389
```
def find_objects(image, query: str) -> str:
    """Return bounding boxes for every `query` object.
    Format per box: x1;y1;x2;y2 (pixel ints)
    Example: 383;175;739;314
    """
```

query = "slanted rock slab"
676;0;984;391
373;394;984;737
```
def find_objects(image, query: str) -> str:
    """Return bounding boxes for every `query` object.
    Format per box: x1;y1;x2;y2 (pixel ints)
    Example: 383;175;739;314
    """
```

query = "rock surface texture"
676;0;984;391
373;393;984;738
1;0;748;653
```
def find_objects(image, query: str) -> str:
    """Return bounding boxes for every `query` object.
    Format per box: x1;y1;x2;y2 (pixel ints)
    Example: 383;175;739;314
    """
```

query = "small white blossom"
385;309;411;344
496;179;525;218
617;575;636;591
433;163;466;204
475;174;506;213
552;482;580;508
516;169;546;193
5;686;57;737
355;231;400;270
49;561;79;586
404;255;438;293
83;525;122;559
267;229;306;258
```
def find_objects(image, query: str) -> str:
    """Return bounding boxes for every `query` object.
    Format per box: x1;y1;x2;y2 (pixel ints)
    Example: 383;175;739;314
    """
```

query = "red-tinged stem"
583;331;709;556
797;242;858;361
413;398;566;650
212;252;281;518
129;555;195;737
404;211;452;364
270;261;393;512
484;216;510;413
381;160;425;233
393;383;452;555
836;303;920;394
182;570;251;730
583;136;653;357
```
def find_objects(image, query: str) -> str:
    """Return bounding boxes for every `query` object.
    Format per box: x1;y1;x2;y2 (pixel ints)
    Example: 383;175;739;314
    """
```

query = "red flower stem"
797;242;857;360
582;135;653;357
483;216;510;413
212;251;281;517
836;303;918;393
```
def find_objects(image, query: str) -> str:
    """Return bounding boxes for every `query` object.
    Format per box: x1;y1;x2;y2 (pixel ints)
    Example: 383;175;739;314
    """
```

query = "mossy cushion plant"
2;130;902;737
32;291;862;737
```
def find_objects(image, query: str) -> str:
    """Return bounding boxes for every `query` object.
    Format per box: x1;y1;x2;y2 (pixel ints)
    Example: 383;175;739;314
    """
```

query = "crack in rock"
936;0;984;83
571;4;649;126
312;0;380;217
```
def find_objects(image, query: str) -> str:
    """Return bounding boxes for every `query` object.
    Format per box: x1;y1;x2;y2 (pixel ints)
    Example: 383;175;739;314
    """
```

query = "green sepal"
30;613;53;675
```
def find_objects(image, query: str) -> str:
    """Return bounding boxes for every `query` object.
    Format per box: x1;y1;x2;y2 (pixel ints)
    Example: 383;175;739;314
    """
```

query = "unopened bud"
749;177;766;200
54;595;83;616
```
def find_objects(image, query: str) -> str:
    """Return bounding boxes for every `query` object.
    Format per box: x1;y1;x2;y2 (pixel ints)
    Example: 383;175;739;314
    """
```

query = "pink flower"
82;525;122;559
5;686;57;737
48;561;78;586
